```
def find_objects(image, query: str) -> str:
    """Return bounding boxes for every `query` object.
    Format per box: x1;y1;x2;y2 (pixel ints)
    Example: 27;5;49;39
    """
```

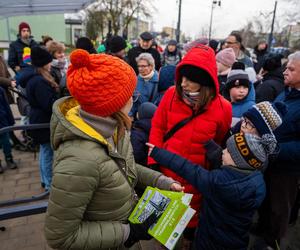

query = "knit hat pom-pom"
70;49;90;69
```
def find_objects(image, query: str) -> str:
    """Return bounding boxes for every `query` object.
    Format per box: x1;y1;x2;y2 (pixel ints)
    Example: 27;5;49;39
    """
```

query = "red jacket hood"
176;45;219;93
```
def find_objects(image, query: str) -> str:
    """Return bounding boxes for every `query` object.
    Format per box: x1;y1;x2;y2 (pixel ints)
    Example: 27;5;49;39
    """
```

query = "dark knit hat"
140;32;153;41
209;39;219;53
19;22;31;34
262;53;282;72
226;132;274;171
168;39;177;46
108;35;127;53
158;65;176;92
138;102;157;120
76;37;97;54
226;65;250;90
31;46;52;67
179;65;215;87
243;101;286;136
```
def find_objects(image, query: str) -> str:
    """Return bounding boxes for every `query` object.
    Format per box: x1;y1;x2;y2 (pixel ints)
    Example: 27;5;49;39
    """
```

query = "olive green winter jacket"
45;97;173;250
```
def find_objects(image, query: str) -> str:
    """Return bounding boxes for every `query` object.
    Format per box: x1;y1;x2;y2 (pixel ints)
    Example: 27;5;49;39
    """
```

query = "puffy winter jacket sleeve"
135;163;175;190
150;147;212;196
45;147;124;250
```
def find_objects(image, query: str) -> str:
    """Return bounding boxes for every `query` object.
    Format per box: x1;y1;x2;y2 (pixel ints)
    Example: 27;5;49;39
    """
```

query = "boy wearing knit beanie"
223;62;256;124
147;131;276;250
205;101;286;171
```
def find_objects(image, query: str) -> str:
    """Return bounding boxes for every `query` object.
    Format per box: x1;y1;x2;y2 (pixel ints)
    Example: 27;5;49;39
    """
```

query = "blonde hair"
37;67;59;92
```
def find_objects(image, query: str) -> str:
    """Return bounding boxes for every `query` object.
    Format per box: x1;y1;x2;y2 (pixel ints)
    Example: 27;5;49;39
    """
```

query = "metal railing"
0;123;50;231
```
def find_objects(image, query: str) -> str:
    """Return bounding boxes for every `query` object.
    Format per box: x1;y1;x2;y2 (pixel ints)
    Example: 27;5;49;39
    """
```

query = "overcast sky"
151;0;292;39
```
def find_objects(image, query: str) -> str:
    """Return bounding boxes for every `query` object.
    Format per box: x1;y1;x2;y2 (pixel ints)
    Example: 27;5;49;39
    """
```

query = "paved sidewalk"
0;104;52;250
0;149;52;250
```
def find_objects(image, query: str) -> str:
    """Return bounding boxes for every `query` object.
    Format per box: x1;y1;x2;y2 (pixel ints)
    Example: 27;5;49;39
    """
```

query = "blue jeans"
0;132;12;160
39;143;53;190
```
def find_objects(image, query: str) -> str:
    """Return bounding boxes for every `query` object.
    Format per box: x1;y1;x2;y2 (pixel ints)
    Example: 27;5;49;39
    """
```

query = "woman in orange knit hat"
45;49;182;250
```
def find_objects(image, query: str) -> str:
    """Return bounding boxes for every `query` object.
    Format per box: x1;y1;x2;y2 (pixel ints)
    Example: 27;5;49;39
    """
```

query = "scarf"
52;58;67;77
140;70;155;81
182;91;201;110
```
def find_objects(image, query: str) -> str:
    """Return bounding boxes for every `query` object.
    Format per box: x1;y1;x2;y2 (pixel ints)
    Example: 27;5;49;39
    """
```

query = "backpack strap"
163;115;194;143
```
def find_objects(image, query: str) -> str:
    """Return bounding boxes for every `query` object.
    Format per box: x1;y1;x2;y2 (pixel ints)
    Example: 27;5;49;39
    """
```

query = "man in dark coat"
258;51;300;249
127;31;161;74
255;53;284;103
8;22;38;73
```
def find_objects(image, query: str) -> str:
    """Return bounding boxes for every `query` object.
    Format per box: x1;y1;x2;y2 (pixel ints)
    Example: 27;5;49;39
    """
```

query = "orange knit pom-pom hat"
67;49;137;117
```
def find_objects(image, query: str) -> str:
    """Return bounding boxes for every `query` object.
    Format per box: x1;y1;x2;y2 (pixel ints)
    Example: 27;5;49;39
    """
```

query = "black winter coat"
130;118;152;166
255;68;284;103
8;36;38;72
25;69;58;144
272;88;300;175
127;46;161;75
253;46;268;74
0;87;14;129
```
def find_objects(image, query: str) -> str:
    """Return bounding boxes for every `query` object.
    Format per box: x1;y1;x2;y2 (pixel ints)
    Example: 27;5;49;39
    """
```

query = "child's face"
222;148;236;166
216;62;229;73
54;51;65;60
240;117;259;136
229;85;249;102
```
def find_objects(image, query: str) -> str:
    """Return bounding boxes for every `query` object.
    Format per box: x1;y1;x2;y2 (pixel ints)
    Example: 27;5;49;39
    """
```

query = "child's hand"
146;142;155;156
170;183;185;192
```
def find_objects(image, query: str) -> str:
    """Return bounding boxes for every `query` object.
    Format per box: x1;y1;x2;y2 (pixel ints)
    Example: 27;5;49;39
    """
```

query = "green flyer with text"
129;187;195;250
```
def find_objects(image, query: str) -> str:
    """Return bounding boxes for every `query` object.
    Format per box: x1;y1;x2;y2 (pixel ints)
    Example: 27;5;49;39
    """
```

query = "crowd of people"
0;21;299;250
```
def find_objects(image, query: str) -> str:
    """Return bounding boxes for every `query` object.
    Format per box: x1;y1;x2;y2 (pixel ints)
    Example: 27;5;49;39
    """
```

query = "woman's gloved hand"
124;213;159;248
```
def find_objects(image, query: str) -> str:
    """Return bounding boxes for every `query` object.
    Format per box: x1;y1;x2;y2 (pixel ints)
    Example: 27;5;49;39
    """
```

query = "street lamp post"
176;0;182;43
268;0;278;50
208;0;221;41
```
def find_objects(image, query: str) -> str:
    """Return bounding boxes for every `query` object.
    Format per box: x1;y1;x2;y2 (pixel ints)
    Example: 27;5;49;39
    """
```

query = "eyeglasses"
241;118;255;130
137;64;150;68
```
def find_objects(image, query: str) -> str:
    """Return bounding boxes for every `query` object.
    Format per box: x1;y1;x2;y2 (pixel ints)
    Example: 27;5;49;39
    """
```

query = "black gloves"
204;140;223;169
124;213;158;248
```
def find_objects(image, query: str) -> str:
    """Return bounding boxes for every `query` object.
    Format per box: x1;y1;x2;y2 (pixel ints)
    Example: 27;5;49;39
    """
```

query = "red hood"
176;45;219;93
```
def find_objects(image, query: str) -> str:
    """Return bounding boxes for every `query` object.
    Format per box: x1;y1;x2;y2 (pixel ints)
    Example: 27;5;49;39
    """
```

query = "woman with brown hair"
25;46;58;190
45;49;182;250
148;45;232;249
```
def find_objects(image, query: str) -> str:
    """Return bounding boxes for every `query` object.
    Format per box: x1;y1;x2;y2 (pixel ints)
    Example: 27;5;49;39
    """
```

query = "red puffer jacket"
149;45;232;228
